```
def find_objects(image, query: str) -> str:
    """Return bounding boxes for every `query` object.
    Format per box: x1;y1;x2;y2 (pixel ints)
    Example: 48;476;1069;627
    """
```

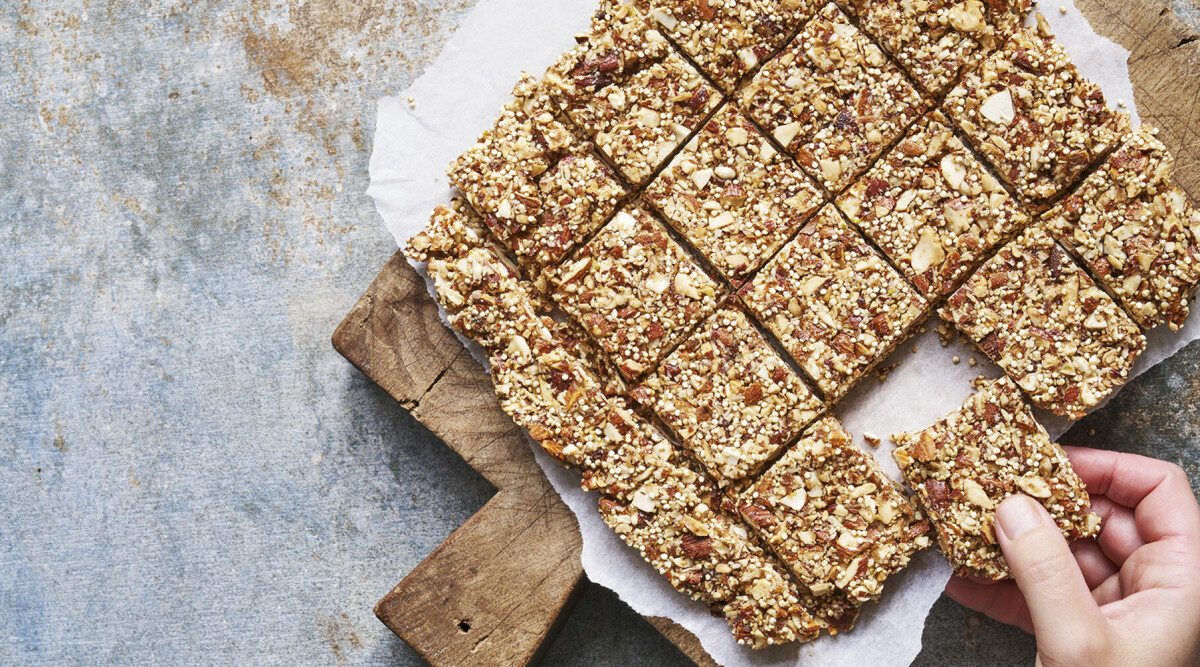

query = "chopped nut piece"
543;1;721;184
1044;125;1200;331
632;306;824;484
633;0;821;91
942;19;1131;203
646;103;823;283
847;0;1031;95
839;112;1030;297
740;205;929;400
740;4;929;193
940;227;1146;420
549;206;723;380
738;417;931;602
892;377;1101;580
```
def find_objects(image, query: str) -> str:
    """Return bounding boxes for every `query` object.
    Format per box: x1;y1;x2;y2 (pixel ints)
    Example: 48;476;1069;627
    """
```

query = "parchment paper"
367;2;1196;664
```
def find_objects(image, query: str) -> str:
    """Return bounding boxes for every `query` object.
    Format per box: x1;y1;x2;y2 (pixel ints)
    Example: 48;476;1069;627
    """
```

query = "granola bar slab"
549;206;723;380
645;102;823;283
634;0;821;91
891;376;1101;580
847;0;1031;96
545;1;721;185
739;205;929;400
838;112;1029;298
1044;125;1200;330
631;306;824;484
737;417;931;602
942;16;1131;204
940;227;1146;420
740;3;929;193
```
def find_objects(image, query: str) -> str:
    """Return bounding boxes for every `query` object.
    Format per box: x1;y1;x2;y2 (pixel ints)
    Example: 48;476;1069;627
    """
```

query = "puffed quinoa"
942;15;1131;203
634;0;821;91
892;376;1101;580
847;0;1031;95
630;306;824;484
549;206;724;380
740;205;930;400
838;112;1029;298
645;102;823;283
1044;125;1200;331
940;227;1146;420
740;4;929;193
737;417;932;602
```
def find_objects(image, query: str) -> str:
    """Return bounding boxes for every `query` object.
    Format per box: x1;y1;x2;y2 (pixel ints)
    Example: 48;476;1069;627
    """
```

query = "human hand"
945;447;1200;667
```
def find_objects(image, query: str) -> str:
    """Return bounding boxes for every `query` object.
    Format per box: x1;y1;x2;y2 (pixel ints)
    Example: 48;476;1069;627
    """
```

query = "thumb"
997;494;1107;665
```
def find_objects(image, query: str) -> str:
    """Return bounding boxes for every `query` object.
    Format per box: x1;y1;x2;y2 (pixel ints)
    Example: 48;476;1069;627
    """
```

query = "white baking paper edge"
366;2;1198;664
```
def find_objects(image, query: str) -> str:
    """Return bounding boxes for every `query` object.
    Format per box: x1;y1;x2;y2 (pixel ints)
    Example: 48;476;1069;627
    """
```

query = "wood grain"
335;3;1200;664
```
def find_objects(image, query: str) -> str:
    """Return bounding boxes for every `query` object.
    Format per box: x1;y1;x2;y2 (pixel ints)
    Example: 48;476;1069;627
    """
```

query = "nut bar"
1044;125;1200;330
512;149;628;269
544;1;721;185
645;102;823;283
447;75;580;243
740;3;928;193
739;205;929;400
634;0;821;91
549;206;723;380
737;416;932;602
942;16;1131;204
405;197;507;263
847;0;1031;95
838;112;1029;298
599;464;829;647
940;227;1146;420
891;376;1101;580
631;306;824;484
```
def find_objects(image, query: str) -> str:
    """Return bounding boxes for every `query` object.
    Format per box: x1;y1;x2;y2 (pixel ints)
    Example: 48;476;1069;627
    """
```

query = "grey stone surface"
0;1;1197;666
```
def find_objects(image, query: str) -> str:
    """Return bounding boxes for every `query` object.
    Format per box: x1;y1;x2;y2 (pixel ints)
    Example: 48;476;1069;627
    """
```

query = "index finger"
1063;446;1200;543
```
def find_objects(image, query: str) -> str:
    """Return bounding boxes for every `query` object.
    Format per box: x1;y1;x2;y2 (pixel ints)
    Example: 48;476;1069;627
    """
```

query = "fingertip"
996;494;1055;543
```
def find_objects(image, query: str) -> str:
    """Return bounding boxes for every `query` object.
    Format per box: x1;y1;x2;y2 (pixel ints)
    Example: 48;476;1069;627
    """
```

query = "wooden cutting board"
333;2;1200;664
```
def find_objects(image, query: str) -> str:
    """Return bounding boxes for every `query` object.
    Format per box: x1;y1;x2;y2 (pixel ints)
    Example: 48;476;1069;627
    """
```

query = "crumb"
1117;99;1126;108
407;95;416;108
952;356;961;364
864;433;882;448
1089;429;1096;436
912;346;919;354
1059;5;1068;14
919;326;927;334
877;363;900;382
969;357;977;367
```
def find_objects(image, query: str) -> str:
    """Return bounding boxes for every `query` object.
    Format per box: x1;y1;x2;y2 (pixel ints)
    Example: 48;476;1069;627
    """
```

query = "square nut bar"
630;306;824;484
942;16;1131;204
838;112;1029;298
549;206;723;381
892;376;1100;580
447;76;582;244
405;198;507;263
634;0;821;91
740;3;929;193
599;464;832;647
740;205;929;400
544;1;721;185
737;416;931;602
1044;125;1200;331
847;0;1031;96
645;102;823;284
941;227;1146;420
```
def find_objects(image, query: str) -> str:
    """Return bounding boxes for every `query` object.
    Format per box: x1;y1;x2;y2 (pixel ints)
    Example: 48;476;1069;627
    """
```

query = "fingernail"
996;495;1045;541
